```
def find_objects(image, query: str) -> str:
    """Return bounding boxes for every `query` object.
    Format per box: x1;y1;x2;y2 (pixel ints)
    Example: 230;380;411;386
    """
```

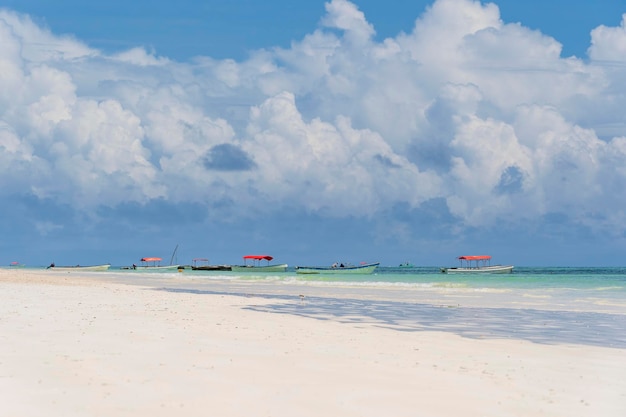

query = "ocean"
30;265;626;295
79;265;626;314
167;265;626;291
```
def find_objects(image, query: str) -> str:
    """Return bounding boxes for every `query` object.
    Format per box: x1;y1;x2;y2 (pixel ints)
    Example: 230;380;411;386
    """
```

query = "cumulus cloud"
588;14;626;61
2;0;626;248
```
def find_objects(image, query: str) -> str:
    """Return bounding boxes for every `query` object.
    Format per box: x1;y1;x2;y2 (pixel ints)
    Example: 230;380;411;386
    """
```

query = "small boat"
191;258;231;271
47;263;111;271
131;257;181;271
295;262;380;275
9;262;25;268
230;255;287;272
440;255;513;274
398;262;415;268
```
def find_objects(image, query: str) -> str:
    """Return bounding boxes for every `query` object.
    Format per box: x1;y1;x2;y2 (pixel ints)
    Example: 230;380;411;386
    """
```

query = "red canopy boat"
441;255;513;274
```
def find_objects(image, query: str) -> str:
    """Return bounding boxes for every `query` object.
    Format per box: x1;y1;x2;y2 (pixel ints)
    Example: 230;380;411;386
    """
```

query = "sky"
1;0;626;267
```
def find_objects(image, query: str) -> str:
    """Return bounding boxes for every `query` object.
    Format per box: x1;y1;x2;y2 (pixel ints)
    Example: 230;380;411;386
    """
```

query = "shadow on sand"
155;287;626;349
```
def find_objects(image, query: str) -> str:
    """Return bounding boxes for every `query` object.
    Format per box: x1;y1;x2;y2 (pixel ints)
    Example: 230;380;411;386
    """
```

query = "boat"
191;258;231;271
295;262;380;274
398;262;415;268
440;255;513;274
47;263;111;271
230;255;288;272
131;257;181;271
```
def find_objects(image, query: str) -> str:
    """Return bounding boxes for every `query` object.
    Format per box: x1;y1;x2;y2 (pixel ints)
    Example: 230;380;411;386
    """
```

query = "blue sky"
5;0;625;60
1;0;626;267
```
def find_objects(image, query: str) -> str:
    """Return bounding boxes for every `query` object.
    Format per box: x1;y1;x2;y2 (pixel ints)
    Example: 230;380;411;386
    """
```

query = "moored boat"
295;262;380;274
131;257;181;271
191;258;231;271
230;255;287;272
440;255;513;274
47;263;111;271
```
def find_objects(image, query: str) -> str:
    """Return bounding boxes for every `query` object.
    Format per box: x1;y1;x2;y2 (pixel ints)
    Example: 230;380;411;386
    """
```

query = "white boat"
230;255;287;272
440;255;513;274
133;265;182;271
47;263;111;272
130;257;181;271
442;264;514;274
295;262;379;274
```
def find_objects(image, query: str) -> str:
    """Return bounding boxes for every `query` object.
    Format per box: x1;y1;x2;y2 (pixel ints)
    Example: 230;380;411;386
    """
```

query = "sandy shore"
1;269;625;416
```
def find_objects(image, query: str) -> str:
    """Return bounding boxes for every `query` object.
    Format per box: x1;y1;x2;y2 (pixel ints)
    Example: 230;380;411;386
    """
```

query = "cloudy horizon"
2;0;626;267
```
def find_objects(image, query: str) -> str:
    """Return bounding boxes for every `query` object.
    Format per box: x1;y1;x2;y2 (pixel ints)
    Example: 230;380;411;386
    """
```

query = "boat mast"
169;244;179;266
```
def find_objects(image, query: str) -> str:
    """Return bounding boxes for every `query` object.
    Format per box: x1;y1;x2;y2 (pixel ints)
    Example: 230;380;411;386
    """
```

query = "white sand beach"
1;269;625;417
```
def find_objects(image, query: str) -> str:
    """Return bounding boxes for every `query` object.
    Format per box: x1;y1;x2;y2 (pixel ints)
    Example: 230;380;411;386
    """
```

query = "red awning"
243;255;274;261
458;255;491;261
141;257;162;262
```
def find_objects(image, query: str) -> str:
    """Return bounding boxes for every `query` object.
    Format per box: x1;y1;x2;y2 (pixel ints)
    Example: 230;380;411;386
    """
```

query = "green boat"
230;255;287;272
295;262;379;275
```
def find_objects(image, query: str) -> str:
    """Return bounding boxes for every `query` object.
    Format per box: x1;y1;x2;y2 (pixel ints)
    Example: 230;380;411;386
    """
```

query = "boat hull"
230;264;288;273
191;265;232;271
133;265;182;271
295;263;379;275
49;264;111;272
441;265;514;274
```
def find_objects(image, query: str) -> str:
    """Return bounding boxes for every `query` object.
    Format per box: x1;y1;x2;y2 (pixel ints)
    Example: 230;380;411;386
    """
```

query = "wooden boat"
191;258;231;271
131;257;181;271
295;262;379;275
230;255;287;272
440;255;513;274
47;263;111;271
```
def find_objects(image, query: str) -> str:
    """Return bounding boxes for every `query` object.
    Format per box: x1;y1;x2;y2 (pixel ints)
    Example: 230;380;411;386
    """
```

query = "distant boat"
440;255;513;274
295;262;380;275
47;263;111;272
230;255;287;272
191;258;231;271
9;261;25;268
132;257;181;271
398;262;414;268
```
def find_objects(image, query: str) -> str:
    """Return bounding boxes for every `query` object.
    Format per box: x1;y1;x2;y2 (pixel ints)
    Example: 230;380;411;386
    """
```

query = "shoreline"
1;269;625;416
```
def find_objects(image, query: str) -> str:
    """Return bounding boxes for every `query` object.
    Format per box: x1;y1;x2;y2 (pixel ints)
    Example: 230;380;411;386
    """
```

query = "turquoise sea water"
179;265;626;292
18;265;626;294
76;265;626;313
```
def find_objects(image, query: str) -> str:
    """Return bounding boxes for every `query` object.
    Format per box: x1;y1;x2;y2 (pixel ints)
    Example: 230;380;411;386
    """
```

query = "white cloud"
113;47;171;66
242;92;441;215
0;9;93;62
321;0;375;44
588;14;626;62
2;0;626;242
